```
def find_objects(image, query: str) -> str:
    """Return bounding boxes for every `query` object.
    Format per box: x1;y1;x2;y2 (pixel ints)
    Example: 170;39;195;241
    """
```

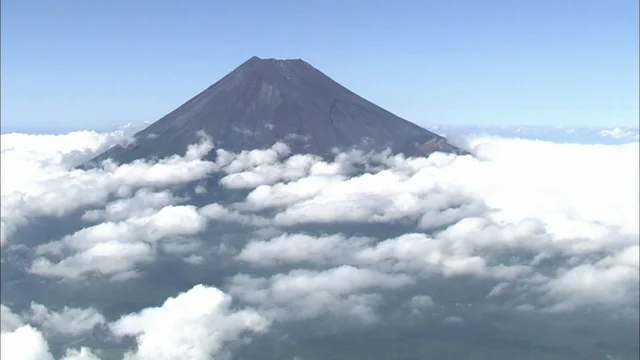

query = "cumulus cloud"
1;129;638;358
0;133;218;248
110;284;269;360
599;127;639;140
1;284;265;360
31;205;208;280
232;136;636;314
81;188;185;223
198;203;269;227
27;303;106;336
1;304;24;332
1;129;135;195
60;348;102;360
1;324;55;360
228;266;413;321
407;295;436;316
1;304;102;360
542;262;639;312
237;233;372;266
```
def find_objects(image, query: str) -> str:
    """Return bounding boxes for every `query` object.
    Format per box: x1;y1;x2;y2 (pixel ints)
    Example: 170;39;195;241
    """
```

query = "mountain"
89;56;464;165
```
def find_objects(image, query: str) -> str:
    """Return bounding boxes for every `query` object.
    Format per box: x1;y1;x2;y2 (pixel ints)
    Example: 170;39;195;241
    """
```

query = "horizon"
1;0;638;133
3;122;637;148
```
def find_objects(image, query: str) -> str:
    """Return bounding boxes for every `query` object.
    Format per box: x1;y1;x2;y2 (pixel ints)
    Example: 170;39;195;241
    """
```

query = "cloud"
1;304;102;360
219;152;321;189
1;129;638;358
1;324;55;360
1;283;267;360
27;303;106;336
599;127;639;140
1;129;135;193
429;124;640;144
109;284;269;360
81;188;185;223
236;233;372;267
31;205;208;280
0;136;310;249
0;133;219;248
407;295;435;314
542;262;639;312
198;203;269;227
1;304;25;332
486;282;510;298
227;266;413;321
60;348;102;360
233;136;636;314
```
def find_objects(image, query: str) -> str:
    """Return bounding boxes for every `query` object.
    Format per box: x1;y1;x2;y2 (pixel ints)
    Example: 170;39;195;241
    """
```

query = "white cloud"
60;348;102;360
0;324;55;360
240;175;345;211
245;138;638;247
17;133;637;312
461;137;638;236
542;263;639;312
219;153;321;189
27;303;106;336
183;254;206;265
227;266;413;321
353;232;531;280
237;233;372;266
231;136;637;313
1;129;639;358
599;127;639;139
31;205;208;280
408;295;435;310
486;282;510;298
221;142;290;174
0;129;135;196
110;284;269;360
0;133;219;248
198;203;269;227
1;304;99;360
1;304;25;333
2;284;266;360
81;188;185;223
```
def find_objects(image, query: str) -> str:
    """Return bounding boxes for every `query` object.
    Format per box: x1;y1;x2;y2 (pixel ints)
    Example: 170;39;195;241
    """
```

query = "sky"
1;0;638;134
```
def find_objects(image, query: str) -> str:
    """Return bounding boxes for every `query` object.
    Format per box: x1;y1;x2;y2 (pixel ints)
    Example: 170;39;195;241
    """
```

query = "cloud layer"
1;128;638;358
1;285;266;360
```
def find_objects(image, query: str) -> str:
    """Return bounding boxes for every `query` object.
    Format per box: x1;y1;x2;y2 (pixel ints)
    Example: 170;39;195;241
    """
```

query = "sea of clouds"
0;125;638;359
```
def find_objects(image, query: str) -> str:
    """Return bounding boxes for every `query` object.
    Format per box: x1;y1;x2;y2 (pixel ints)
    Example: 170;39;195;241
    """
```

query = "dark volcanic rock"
90;56;464;164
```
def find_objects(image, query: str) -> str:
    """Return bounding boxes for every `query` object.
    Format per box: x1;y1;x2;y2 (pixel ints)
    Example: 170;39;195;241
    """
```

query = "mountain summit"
92;56;463;164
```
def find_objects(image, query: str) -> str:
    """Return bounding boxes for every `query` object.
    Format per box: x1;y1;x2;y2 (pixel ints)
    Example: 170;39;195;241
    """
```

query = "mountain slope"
90;56;463;165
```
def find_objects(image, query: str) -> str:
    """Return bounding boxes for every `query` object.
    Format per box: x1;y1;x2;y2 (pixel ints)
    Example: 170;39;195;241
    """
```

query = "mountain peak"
89;58;464;165
236;56;311;76
247;55;305;62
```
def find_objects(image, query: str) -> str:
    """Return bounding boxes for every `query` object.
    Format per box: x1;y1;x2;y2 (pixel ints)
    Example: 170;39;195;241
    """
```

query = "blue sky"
1;0;638;134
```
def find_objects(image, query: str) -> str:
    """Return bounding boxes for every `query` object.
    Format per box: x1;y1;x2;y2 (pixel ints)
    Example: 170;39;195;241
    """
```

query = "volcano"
90;56;463;164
